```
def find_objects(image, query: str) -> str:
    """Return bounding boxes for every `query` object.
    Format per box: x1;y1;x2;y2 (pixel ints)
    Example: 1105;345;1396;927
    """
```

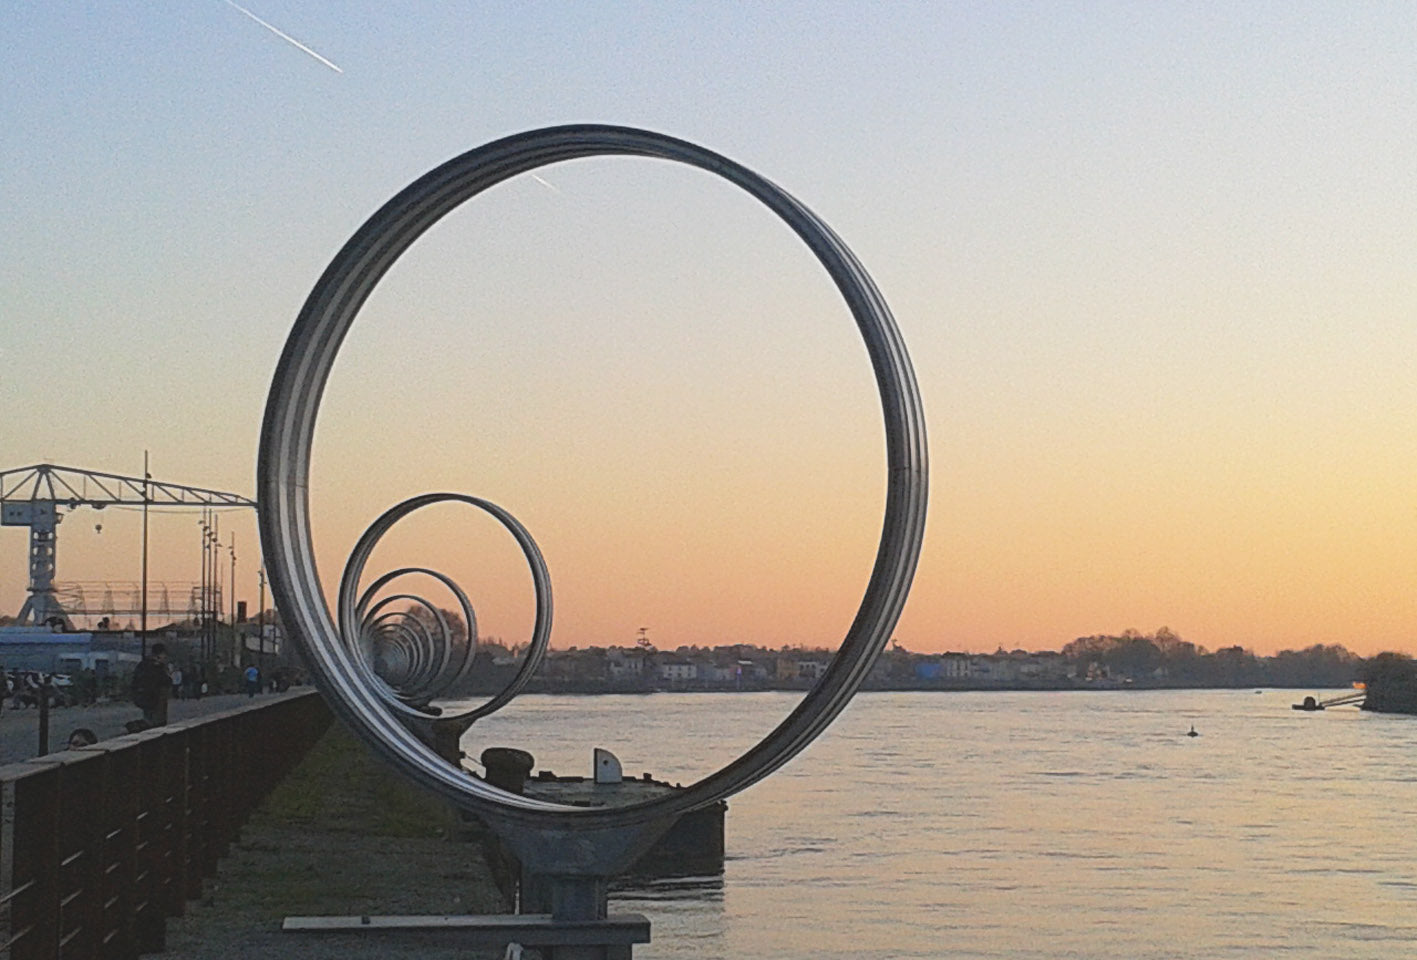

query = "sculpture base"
284;912;649;958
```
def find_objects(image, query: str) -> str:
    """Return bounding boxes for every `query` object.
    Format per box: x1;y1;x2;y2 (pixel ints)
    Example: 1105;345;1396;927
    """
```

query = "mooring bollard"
262;124;928;958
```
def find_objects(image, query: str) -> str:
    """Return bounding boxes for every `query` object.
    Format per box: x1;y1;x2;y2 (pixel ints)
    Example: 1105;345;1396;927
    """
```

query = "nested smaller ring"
367;613;424;687
356;567;479;700
337;493;552;725
358;591;452;701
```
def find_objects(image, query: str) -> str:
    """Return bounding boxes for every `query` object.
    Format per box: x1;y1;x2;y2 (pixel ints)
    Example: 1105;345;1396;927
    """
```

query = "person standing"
78;668;98;706
131;643;171;727
244;663;260;698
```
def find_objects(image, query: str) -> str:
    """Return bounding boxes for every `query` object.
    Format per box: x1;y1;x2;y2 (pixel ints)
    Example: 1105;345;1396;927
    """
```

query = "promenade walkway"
0;692;288;764
0;690;513;957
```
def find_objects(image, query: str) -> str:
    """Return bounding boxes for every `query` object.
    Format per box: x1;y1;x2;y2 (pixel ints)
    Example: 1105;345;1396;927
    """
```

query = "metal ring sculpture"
360;593;450;701
336;493;551;724
354;566;479;701
362;595;448;691
361;596;444;700
258;124;928;830
366;613;422;689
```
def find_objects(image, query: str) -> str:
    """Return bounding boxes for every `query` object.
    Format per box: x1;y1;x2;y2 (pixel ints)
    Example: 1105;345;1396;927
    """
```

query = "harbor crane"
0;463;257;627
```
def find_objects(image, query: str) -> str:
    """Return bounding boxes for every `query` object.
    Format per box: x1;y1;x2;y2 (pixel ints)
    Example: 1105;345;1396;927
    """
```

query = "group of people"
129;645;274;728
0;647;288;753
4;669;81;709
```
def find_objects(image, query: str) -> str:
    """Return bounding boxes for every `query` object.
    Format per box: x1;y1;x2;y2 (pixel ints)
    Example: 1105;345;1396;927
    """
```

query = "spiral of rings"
257;125;928;829
337;492;551;723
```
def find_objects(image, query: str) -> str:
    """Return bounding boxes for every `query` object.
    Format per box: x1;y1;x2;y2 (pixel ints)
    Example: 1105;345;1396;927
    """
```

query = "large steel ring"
258;124;928;829
339;494;551;724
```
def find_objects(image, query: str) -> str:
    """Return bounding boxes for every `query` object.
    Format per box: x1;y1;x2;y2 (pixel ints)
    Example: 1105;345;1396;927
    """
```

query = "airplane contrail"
530;173;561;194
222;0;343;73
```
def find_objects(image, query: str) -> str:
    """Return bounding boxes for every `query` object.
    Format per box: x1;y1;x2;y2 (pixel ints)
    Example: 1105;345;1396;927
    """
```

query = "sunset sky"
2;3;1414;658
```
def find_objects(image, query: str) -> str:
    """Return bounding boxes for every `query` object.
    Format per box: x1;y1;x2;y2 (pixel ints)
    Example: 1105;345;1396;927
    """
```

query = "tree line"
1061;627;1390;688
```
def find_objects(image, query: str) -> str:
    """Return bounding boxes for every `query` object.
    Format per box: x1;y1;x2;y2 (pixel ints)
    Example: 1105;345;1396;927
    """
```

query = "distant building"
1019;651;1068;680
775;655;827;682
658;659;698;683
941;653;971;679
970;654;1020;683
738;658;771;681
914;658;943;680
705;662;736;684
605;646;648;677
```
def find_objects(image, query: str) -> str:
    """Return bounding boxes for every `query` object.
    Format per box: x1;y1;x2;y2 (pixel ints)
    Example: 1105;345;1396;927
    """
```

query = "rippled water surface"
467;690;1417;958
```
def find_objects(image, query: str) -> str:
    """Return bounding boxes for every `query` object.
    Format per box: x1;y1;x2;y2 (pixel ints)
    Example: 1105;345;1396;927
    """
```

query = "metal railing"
0;690;331;959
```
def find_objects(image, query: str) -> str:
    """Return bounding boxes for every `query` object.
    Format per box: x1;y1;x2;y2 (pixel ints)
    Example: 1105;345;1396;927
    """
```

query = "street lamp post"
209;515;220;666
140;450;149;659
257;564;266;681
229;535;237;665
200;512;221;669
198;514;209;663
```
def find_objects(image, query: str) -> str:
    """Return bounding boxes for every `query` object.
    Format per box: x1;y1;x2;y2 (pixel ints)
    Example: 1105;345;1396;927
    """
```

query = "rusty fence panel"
0;690;331;960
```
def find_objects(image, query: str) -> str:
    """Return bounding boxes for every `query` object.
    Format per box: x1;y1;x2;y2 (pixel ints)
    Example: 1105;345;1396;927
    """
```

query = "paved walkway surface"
0;692;294;764
2;691;517;956
161;722;512;959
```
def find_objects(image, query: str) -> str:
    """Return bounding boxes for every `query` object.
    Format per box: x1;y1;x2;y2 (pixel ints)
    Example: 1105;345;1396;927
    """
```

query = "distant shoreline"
496;680;1359;696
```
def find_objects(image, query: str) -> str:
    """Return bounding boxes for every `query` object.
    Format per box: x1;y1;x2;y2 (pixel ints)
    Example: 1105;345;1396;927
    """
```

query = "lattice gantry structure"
0;463;256;627
52;581;213;628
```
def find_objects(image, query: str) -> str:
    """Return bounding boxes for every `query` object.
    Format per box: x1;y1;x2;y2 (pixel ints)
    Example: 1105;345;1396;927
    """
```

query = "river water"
465;690;1417;959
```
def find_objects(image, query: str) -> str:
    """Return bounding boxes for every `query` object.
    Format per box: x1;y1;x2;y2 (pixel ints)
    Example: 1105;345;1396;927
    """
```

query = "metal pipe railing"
0;689;331;959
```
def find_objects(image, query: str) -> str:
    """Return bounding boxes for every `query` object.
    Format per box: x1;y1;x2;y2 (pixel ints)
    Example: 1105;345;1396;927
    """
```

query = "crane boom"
0;463;256;626
0;463;256;508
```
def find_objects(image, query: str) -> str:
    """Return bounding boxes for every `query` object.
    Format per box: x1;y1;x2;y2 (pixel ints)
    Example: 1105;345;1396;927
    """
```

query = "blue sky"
3;2;1415;654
